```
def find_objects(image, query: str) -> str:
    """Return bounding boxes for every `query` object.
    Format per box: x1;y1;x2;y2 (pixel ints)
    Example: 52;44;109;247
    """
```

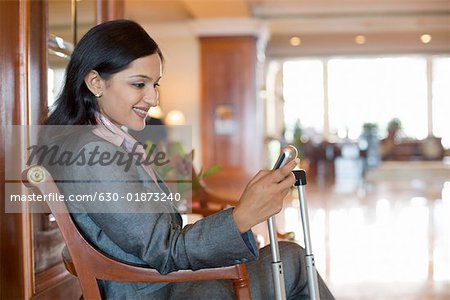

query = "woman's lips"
132;107;148;119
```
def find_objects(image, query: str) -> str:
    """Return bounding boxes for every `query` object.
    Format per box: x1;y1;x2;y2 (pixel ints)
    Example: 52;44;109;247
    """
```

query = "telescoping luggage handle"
268;145;298;300
268;146;320;300
293;169;320;300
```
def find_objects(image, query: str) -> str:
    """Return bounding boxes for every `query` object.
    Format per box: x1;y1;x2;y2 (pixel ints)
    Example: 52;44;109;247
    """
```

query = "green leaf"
144;140;154;155
197;167;203;177
169;142;185;156
201;165;221;179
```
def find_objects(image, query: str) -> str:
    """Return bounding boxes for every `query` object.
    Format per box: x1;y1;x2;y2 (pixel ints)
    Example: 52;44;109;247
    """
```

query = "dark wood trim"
29;0;49;125
1;0;29;298
34;263;73;293
32;276;81;300
1;0;48;298
96;0;124;24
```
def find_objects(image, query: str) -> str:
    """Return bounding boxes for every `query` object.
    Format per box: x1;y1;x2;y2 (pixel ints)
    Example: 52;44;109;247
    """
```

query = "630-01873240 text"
9;192;182;202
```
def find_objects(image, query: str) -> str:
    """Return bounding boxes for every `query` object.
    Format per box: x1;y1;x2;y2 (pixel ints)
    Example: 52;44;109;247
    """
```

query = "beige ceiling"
124;0;250;21
125;0;450;56
48;0;450;56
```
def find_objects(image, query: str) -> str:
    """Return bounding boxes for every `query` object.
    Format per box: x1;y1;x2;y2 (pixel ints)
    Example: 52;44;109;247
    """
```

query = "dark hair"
45;19;163;125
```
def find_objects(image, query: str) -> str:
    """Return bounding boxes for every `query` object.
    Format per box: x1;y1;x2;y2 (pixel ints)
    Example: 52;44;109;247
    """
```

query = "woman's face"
96;53;162;131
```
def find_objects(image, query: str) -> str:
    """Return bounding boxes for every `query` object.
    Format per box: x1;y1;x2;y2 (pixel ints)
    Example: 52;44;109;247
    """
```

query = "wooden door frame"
0;0;47;298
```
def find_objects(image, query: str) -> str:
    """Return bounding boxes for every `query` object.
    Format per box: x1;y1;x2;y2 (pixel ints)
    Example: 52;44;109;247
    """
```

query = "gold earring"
95;91;103;98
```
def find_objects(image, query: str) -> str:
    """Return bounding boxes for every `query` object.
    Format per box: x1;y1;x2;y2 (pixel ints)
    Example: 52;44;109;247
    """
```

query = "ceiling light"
290;36;301;46
355;35;366;45
148;106;163;119
165;110;186;126
420;34;432;44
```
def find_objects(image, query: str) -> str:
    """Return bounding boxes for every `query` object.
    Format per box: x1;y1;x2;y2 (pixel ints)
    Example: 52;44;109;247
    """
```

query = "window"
328;57;428;140
282;55;450;148
283;60;323;141
433;56;450;148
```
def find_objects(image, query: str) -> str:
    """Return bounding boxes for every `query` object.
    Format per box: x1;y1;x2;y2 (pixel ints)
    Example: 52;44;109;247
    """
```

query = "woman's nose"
143;88;158;106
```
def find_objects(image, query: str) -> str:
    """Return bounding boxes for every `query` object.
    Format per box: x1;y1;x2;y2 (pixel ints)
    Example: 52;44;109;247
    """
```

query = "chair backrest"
22;165;251;300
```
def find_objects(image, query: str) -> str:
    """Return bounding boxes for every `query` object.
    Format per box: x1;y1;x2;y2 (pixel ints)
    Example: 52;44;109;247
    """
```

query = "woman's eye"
132;83;145;88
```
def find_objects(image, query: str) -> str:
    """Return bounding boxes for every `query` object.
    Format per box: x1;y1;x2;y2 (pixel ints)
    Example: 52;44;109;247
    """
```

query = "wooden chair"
22;165;251;300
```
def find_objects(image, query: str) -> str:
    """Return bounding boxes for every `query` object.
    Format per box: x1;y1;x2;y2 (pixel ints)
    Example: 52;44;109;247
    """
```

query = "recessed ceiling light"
290;36;301;46
355;35;366;45
420;34;432;44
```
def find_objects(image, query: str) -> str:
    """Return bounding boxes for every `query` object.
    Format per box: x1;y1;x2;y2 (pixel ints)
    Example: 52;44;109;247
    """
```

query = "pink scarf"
92;113;160;187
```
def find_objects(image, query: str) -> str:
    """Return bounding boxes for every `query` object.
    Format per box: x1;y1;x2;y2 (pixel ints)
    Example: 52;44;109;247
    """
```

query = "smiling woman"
39;19;334;299
44;19;163;127
84;54;162;131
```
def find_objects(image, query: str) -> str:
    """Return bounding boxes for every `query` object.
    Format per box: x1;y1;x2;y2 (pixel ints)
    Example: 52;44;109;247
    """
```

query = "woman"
44;20;334;299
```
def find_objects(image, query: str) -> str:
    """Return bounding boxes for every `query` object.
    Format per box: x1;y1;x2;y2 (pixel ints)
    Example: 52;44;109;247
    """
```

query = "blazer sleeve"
59;140;258;274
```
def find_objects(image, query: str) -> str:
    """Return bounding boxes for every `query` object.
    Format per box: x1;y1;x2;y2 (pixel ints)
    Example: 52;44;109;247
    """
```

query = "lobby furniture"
22;165;252;300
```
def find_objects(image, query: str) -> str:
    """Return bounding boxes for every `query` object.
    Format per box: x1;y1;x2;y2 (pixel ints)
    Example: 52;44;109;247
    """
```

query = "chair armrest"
62;245;248;283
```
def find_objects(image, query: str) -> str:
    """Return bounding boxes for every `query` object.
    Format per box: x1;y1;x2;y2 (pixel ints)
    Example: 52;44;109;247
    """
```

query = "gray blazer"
43;131;258;299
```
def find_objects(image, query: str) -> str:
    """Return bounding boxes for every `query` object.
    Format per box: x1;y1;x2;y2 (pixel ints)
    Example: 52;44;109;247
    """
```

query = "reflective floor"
192;161;450;299
259;177;450;300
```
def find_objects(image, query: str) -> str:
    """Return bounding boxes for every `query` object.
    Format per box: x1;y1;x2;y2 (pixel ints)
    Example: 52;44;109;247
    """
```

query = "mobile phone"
273;145;298;170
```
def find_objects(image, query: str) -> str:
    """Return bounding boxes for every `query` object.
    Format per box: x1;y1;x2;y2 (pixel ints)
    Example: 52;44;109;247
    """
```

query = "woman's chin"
127;122;146;132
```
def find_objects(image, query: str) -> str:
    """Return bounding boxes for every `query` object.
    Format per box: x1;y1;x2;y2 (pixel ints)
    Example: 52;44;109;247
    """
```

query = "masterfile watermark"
27;142;170;172
10;192;65;202
4;125;194;213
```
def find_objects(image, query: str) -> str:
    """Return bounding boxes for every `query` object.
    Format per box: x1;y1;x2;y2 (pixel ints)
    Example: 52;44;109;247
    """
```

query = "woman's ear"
84;70;103;97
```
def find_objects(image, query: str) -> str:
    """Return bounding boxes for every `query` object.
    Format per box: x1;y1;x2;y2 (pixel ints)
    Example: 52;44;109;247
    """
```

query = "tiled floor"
255;176;450;299
192;163;450;299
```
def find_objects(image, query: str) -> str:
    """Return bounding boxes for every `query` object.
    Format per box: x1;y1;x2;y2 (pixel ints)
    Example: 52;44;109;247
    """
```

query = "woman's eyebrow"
128;75;162;81
128;75;151;80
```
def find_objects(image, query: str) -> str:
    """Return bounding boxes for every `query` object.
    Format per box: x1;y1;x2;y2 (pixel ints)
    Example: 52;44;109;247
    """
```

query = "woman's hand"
232;158;298;233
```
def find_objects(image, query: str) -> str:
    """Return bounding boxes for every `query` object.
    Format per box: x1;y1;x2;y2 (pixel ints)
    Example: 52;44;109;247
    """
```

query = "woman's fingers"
234;157;298;231
278;171;296;190
247;170;270;186
271;158;298;183
249;157;298;186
